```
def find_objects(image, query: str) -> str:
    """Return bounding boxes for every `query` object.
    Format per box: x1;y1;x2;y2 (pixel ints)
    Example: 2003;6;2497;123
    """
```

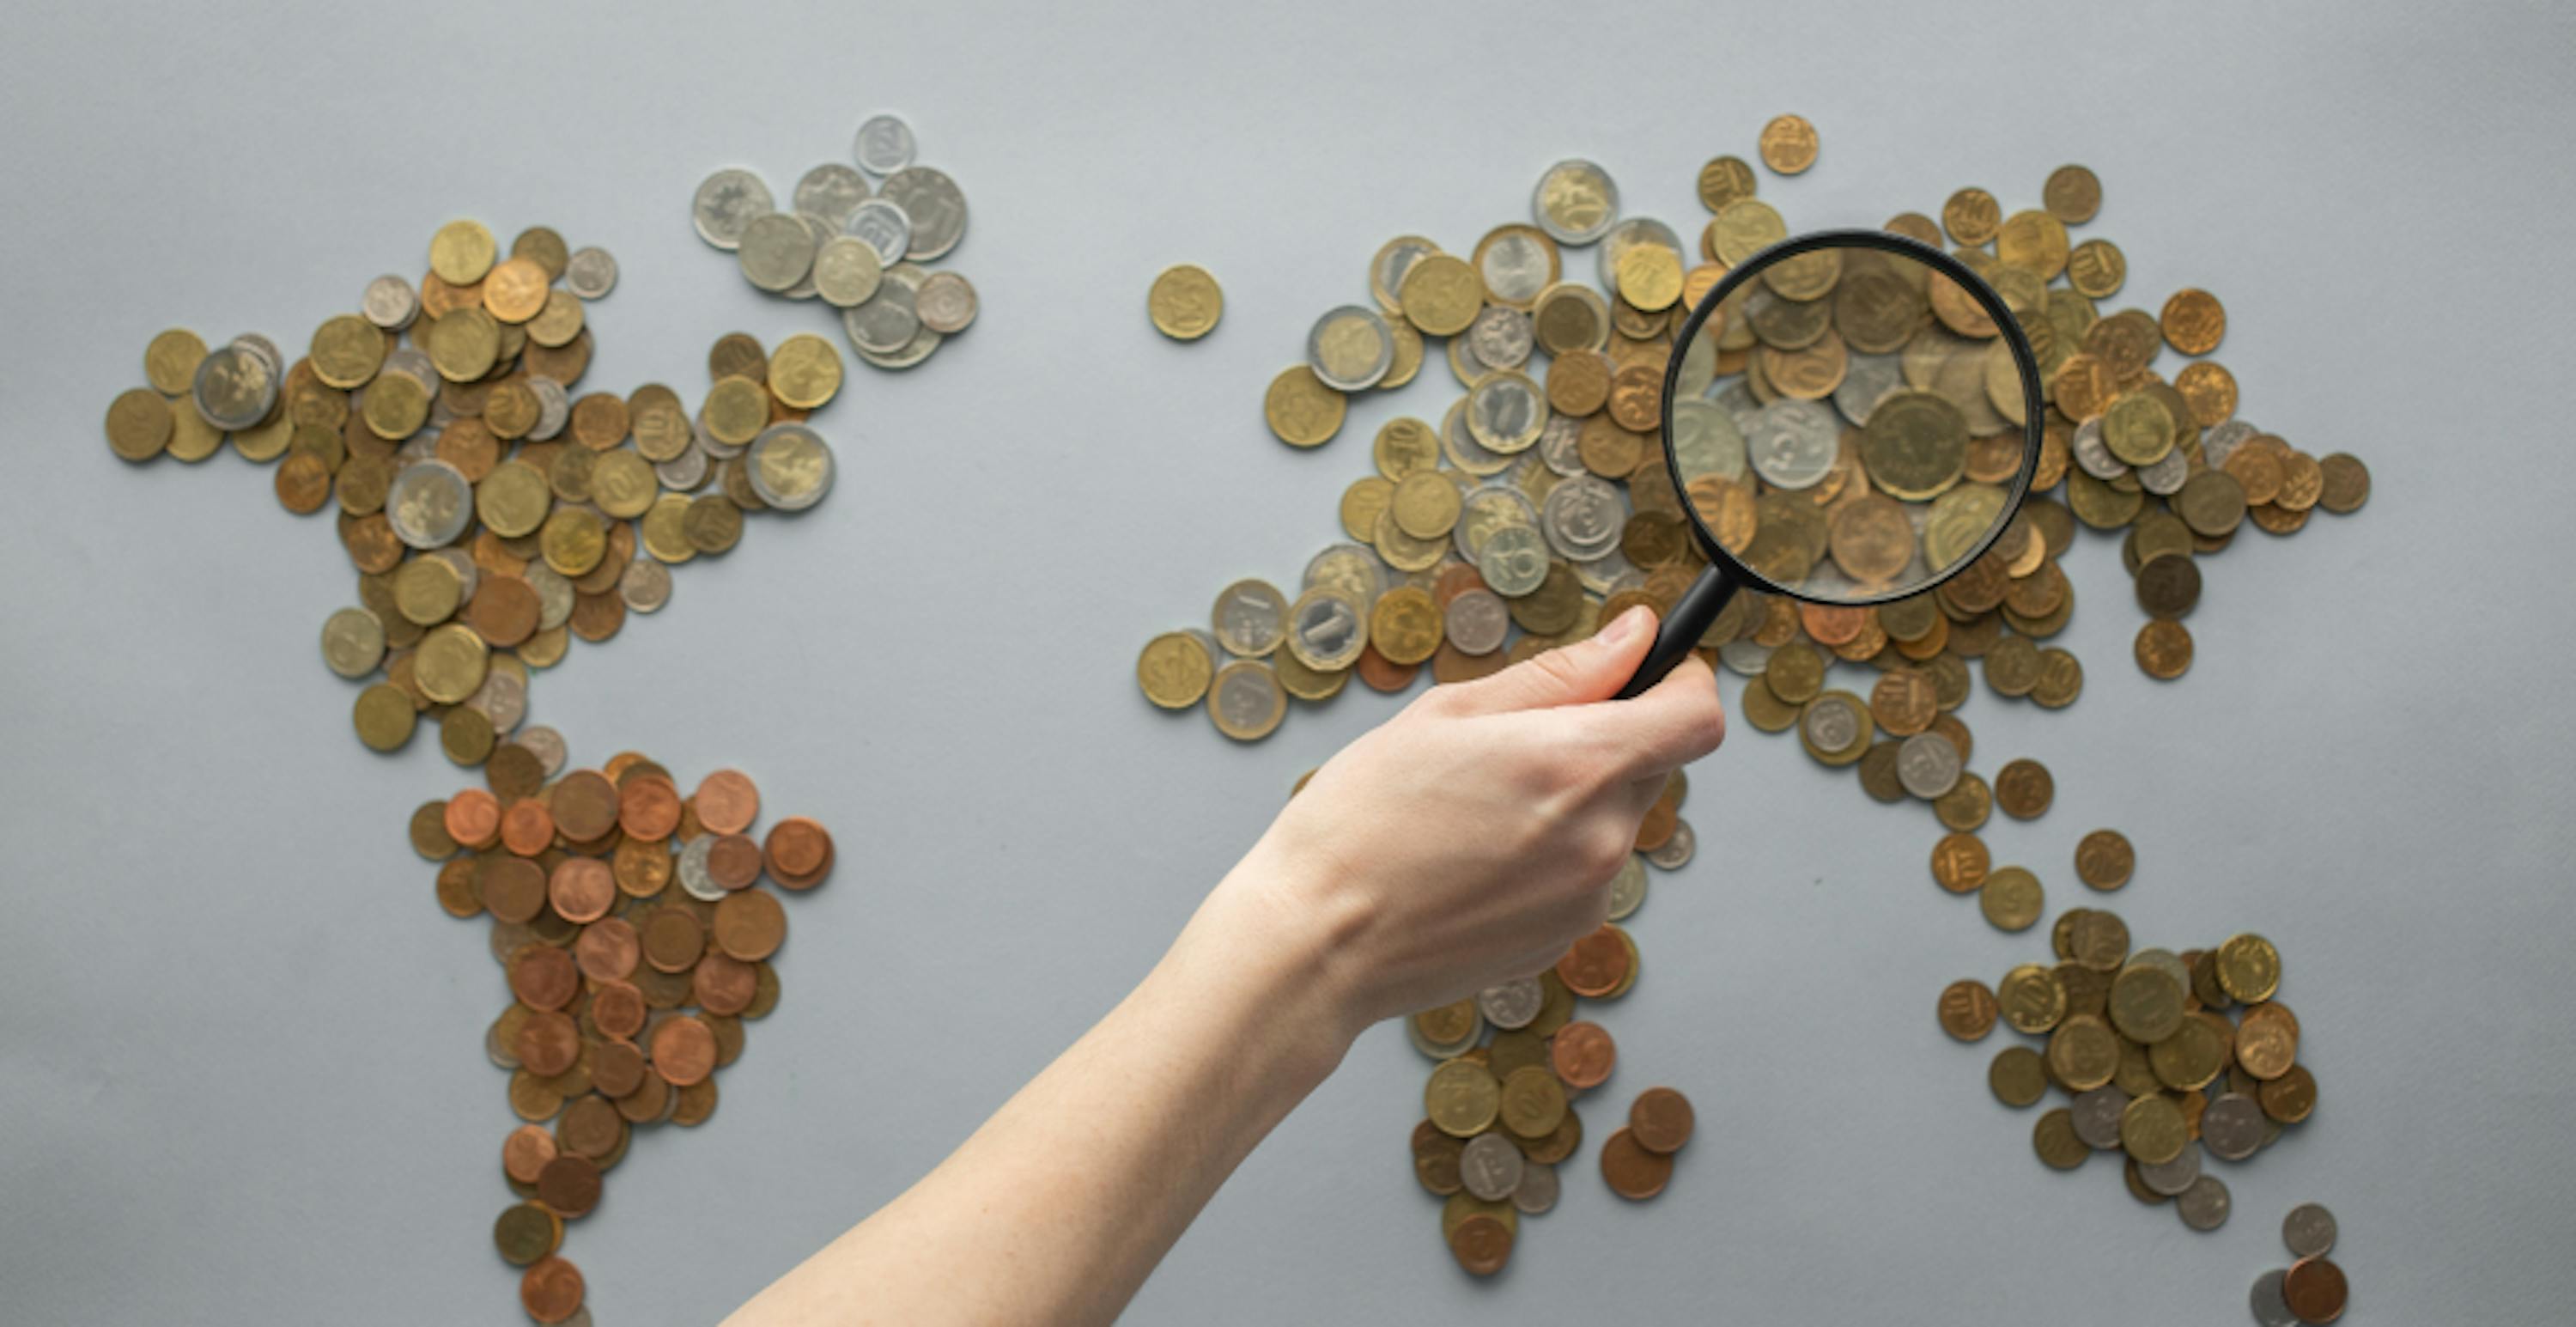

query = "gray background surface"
3;1;2572;1322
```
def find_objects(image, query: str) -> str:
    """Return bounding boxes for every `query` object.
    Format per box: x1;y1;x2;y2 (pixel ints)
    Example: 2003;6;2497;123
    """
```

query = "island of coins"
1946;922;2315;1233
414;748;835;1323
693;111;976;370
2251;1202;2350;1324
1135;119;2366;1279
103;220;841;768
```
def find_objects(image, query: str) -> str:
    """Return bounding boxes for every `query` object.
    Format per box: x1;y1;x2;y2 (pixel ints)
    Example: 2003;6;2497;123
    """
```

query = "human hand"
1225;606;1727;1038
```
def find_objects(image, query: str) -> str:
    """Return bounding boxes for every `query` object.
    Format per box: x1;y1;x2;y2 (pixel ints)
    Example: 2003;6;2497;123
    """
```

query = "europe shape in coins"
104;219;841;766
416;752;834;1322
692;111;975;370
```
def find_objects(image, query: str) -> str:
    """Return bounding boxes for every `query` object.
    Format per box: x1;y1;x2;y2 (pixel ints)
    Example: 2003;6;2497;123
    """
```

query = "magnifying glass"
1614;229;2045;700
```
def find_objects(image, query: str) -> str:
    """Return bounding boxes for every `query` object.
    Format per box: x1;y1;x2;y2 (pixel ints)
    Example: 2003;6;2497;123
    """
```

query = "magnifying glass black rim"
1656;227;2048;609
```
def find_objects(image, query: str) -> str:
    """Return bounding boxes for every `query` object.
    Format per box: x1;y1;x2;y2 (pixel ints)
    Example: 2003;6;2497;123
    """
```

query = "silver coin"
1746;399;1839;490
386;460;474;549
1458;1132;1525;1202
523;565;574;631
1443;588;1510;655
1833;353;1905;426
1719;639;1774;676
1372;237;1440;308
382;348;437;393
427;547;478;604
1305;305;1394;391
2248;1269;2298;1327
1476;977;1545;1031
1441;399;1511;476
1606;853;1648;920
653;441;709;492
916;271;978;334
2176;1174;2232;1231
1571;546;1637;597
852;113;917;175
1531;159;1619;246
361;275;418;331
1476;524;1551;597
2281;1202;2336;1257
319;607;386;679
1285;588;1364;672
1302;543;1385;610
1801;693;1862;752
2071;415;2127;478
1646;819;1695;871
563;247;617;300
735;212;817;293
465;668;525;734
229;333;284;379
2196;1099;2261;1162
619;558;672;614
837;202;911;276
677;834;725;902
2071;1087;2129;1150
692;168;773;250
2138;444;2190;495
1538;412;1587;476
1714;378;1763;429
842;265;922;354
1895;732;1963;800
780;213;832;300
2140;1145;2202;1196
2202;418;2258;470
1540;474;1625;562
1476;230;1555;308
189;344;276;430
1467;373;1546;453
526;376;569;441
1669;398;1749;485
744;424;835;511
1510;1160;1558;1214
514;725;568;776
1211;581;1289;657
1211;663;1285;740
1454;484;1538;562
1595;217;1681;300
793;161;872;228
881;165;967;260
856;325;943;370
1406;1009;1481;1061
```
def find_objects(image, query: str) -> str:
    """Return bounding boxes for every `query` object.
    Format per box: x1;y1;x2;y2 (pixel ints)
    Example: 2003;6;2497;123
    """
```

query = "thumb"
1443;605;1656;715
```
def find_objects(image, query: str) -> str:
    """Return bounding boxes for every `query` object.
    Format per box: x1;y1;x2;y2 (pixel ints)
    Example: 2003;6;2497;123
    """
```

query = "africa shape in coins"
417;752;835;1320
691;112;975;370
105;221;841;768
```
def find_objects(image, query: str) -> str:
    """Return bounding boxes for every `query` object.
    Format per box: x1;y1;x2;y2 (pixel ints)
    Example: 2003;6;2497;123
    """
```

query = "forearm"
727;862;1358;1327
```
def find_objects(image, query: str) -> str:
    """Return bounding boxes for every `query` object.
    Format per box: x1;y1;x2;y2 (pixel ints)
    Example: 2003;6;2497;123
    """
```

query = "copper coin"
587;979;646;1040
550;770;621;841
693;770;761;835
2281;1257;2348;1323
1600;1125;1674;1200
557;1093;623;1160
1447;1213;1514;1275
1411;1119;1464;1196
1994;758;2054;819
466;575;541;648
763;817;834;884
534;1152;601;1217
1549;1020;1617;1089
433;858;481;917
1629;1087;1696;1154
640;906;706;973
519;1256;586;1324
1930;831;1990;893
1554;925;1630;997
712;889;787;961
650;1014;719;1087
683;951;751;1013
515;1011;580;1077
1938;978;1999;1041
591;1038;646;1099
508;945;580;1011
443;788;502;848
498;799;555;856
706;834;765;891
1355;644;1419;691
612;1068;670;1123
482;860;550;926
617;775;682;840
501;1123;557;1185
574;918;640;983
547;857;616;923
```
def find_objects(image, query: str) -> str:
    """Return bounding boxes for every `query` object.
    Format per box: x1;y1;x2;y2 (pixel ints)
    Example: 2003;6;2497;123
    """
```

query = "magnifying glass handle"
1613;563;1741;701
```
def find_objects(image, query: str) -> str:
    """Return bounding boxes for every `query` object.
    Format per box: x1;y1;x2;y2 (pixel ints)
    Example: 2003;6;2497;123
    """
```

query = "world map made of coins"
1139;114;2365;1292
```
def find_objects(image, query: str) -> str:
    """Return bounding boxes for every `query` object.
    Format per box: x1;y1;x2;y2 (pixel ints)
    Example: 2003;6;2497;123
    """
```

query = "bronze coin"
2136;619;2194;679
617;775;682;840
573;918;640;983
535;1152;602;1217
492;1202;561;1267
650;1014;719;1087
1411;1119;1465;1196
501;1124;557;1185
1939;979;1999;1041
1930;831;1990;894
465;575;542;648
433;858;482;917
519;1256;586;1324
1355;644;1419;692
499;799;555;857
481;857;548;923
587;979;646;1040
1447;1213;1514;1275
640;906;706;973
591;1038;647;1099
515;1011;580;1077
547;857;616;923
549;770;621;841
556;1093;623;1160
712;889;787;962
443;789;502;848
611;1068;671;1123
1516;1106;1583;1165
507;945;580;1011
1599;1125;1674;1200
1629;1087;1696;1154
692;953;759;1015
1994;758;2054;819
692;770;761;836
2281;1256;2348;1323
763;817;834;884
1554;925;1630;997
706;834;765;891
2075;829;2136;891
1549;1021;1617;1089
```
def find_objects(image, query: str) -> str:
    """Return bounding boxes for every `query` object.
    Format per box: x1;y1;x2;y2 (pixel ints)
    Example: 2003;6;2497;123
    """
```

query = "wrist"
1164;849;1375;1092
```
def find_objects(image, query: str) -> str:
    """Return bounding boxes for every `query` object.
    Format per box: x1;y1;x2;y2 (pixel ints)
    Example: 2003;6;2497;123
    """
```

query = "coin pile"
1941;923;2314;1232
693;111;976;371
1403;770;1694;1275
2252;1202;2349;1324
103;220;841;768
410;744;835;1324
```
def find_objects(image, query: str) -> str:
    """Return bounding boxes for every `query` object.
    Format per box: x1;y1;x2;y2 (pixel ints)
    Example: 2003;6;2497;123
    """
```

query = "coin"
1994;758;2053;819
2281;1257;2348;1324
1757;114;1819;174
2075;829;2134;890
1531;160;1618;246
1938;979;1997;1041
2176;1174;2233;1231
1264;367;1346;447
1308;306;1394;391
853;113;916;175
693;169;773;249
1149;265;1224;339
1599;1127;1673;1200
2282;1202;2337;1257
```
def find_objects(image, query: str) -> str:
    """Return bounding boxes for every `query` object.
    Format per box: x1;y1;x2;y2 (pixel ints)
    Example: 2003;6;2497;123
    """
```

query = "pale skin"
728;606;1725;1326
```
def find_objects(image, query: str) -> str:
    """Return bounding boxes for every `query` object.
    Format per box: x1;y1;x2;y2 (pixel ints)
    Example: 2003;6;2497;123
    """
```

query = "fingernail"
1600;605;1649;646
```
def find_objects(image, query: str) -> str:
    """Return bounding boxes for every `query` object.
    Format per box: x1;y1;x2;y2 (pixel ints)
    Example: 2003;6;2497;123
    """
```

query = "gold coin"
143;328;208;396
1757;113;1819;174
1614;247;1684;313
2043;165;2102;224
415;623;490;704
1697;155;1758;210
351;684;417;752
2214;933;2281;1003
104;388;173;461
1979;865;2043;932
1425;1058;1501;1138
767;334;843;410
2118;1094;2187;1166
1390;472;1462;540
1942;188;2002;247
1396;254;1483;336
1148;264;1224;340
428;218;499;285
1990;1046;2047;1106
2160;288;2226;355
2066;239;2126;298
1262;366;1346;448
1137;631;1214;709
2033;1108;2087;1170
1370;587;1443;666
